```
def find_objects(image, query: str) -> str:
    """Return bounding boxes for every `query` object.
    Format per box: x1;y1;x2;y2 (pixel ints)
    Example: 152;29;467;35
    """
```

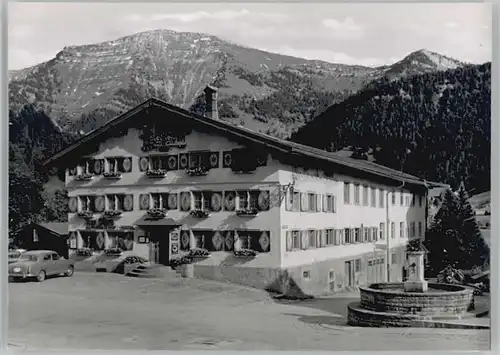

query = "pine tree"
456;183;490;269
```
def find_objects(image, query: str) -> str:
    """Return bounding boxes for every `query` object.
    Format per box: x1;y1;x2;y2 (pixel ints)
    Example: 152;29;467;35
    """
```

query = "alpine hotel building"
44;86;436;295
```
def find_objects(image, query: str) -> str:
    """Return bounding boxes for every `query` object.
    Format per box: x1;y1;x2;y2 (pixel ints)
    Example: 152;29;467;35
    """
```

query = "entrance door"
150;241;160;264
146;227;170;265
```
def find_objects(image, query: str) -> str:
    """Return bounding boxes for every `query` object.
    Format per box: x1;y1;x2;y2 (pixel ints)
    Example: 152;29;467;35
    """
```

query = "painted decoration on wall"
122;157;132;172
96;232;105;250
210;193;223;212
167;155;178;170
95;196;105;212
212;231;224;251
181;231;190;249
123;195;134;211
139;157;149;172
168;193;178;209
169;227;181;258
224;191;236;211
259;231;270;252
180;192;191;211
139;194;150;210
179;153;189;169
171;244;179;254
69;167;77;175
209;152;219;168
68;197;78;213
258;191;270;211
225;231;234;251
256;153;267;166
222;151;232;168
94;160;103;174
69;231;77;249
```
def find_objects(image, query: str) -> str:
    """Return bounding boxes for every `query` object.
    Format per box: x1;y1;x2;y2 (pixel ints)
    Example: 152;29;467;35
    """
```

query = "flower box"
190;210;210;218
77;211;95;219
147;208;167;219
234;249;258;258
188;248;210;258
104;248;123;257
170;255;193;268
103;171;122;180
103;210;122;218
146;169;167;178
236;208;259;217
186;167;208;177
76;248;93;257
118;225;136;231
74;173;94;181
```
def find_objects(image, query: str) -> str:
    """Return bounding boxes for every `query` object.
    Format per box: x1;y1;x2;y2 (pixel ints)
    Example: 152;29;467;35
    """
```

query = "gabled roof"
38;222;68;236
43;97;446;189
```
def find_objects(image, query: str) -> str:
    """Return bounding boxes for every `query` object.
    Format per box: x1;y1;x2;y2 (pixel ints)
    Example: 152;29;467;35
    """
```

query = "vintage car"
8;250;75;282
8;249;26;264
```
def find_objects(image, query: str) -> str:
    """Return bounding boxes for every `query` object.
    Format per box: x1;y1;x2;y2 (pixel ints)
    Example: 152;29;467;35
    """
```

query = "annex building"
44;86;441;295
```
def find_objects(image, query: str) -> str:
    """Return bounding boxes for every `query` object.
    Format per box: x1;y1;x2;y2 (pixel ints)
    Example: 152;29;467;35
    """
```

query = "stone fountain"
347;251;482;328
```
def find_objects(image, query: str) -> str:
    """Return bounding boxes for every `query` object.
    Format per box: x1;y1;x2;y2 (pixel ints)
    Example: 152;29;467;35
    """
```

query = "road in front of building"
8;273;490;351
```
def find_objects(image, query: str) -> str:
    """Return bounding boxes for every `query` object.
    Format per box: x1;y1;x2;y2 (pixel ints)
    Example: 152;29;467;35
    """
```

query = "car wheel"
65;266;74;277
36;270;46;282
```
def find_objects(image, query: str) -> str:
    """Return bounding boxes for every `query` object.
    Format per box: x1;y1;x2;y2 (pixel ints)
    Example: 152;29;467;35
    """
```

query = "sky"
8;2;492;71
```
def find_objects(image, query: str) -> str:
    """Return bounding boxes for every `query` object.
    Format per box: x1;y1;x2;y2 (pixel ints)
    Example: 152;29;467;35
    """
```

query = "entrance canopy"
134;216;179;227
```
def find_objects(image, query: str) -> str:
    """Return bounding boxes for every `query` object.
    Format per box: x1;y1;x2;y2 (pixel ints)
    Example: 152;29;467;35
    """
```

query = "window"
405;195;411;206
302;270;311;279
339;229;345;244
400;191;404;206
400;222;405;238
362;186;369;206
372;227;378;242
379;189;385;208
300;193;309;212
371;188;376;207
355;259;361;272
345;228;352;244
391;191;396;205
355;228;362;243
363;227;369;242
192;191;211;211
237;191;249;210
419;195;423;207
106;194;125;211
106;157;128;173
411;194;415;207
325;194;336;213
418;222;423;238
391;222;395;239
292;191;300;212
43;254;51;261
326;229;335;245
379;223;385;240
308;193;317;212
410;222;416;239
391;252;398;264
292;231;300;249
149;156;164;170
354;184;360;205
188;151;209;169
51;253;60;261
344;182;351;204
79;196;96;212
308;230;316;248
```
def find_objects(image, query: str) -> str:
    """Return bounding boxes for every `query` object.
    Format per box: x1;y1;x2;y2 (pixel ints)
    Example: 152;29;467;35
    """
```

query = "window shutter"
316;194;322;212
300;231;308;249
285;190;293;211
300;193;307;212
320;230;326;247
333;196;337;213
139;194;150;210
322;195;327;212
286;231;292;251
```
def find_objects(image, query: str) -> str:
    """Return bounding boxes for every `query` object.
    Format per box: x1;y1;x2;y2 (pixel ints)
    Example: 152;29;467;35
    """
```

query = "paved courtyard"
8;273;490;351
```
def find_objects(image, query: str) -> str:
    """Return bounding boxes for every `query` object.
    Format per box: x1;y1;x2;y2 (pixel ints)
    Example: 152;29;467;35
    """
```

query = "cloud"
9;48;55;71
444;22;458;28
321;17;364;39
124;10;287;24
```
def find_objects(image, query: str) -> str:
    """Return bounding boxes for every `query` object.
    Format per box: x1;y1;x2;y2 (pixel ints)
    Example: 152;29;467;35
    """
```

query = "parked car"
8;250;75;282
8;249;26;264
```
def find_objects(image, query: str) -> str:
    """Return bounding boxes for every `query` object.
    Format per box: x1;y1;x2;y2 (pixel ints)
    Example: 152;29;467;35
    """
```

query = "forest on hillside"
291;63;491;193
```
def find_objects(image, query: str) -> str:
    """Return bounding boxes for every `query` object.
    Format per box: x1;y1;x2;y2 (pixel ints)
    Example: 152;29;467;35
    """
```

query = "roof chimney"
203;85;218;120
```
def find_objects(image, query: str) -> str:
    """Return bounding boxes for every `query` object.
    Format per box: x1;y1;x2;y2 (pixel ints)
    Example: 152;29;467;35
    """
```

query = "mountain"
290;62;491;193
8;29;465;139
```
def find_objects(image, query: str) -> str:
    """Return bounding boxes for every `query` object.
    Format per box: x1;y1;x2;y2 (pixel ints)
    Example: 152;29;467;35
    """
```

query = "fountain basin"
359;282;474;317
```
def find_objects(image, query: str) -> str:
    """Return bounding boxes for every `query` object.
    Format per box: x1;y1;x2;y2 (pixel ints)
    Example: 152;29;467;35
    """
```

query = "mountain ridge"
8;29;466;138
